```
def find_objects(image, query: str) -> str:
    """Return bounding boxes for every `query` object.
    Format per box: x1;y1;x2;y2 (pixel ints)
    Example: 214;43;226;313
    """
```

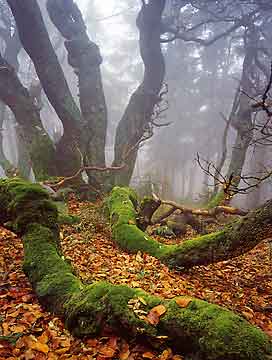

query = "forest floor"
0;196;272;359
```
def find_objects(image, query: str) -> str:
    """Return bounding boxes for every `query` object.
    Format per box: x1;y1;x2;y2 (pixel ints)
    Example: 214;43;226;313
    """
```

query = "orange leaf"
38;331;49;345
159;348;172;360
147;305;166;325
119;342;130;360
175;297;192;308
31;341;49;354
143;352;155;359
99;345;116;357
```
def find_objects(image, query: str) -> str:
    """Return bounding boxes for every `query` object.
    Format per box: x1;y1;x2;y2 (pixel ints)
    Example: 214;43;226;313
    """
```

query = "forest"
0;0;272;359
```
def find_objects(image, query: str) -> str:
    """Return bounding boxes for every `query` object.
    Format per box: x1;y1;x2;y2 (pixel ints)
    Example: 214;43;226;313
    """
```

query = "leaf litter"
0;197;271;359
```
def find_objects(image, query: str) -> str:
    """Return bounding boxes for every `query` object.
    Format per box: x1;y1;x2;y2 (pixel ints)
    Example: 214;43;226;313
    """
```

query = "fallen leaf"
147;305;167;325
143;351;155;359
175;297;192;308
159;348;172;360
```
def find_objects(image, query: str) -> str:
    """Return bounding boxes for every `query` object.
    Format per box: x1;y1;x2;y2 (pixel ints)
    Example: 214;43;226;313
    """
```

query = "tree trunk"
209;29;256;206
108;187;272;269
0;55;57;179
112;0;166;186
7;0;82;176
246;144;266;209
0;178;271;360
46;0;108;185
0;103;13;173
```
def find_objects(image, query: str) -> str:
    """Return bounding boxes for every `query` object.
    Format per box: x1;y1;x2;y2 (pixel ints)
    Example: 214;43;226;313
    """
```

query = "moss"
108;186;270;270
160;299;272;359
207;191;225;209
30;135;57;180
58;213;80;225
23;224;82;313
1;180;271;359
113;223;168;257
0;178;58;232
65;282;159;338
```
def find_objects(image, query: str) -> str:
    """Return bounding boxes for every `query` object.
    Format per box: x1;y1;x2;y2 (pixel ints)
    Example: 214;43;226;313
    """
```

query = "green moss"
30;136;57;180
161;299;272;359
65;282;159;338
23;224;82;313
113;223;169;257
1;180;271;359
0;178;58;233
207;191;225;209
58;213;80;225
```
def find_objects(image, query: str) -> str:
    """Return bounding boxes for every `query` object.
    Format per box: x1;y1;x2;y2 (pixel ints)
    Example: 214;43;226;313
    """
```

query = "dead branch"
45;164;126;191
158;199;247;217
196;152;272;197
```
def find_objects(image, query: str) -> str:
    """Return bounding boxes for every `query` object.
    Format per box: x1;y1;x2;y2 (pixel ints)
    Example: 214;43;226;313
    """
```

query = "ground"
0;197;272;359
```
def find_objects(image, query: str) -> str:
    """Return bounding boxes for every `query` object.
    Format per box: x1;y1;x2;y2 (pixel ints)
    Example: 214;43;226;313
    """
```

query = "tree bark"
112;0;166;186
0;103;13;173
0;55;57;178
46;0;108;186
108;187;272;269
7;0;82;176
0;178;271;360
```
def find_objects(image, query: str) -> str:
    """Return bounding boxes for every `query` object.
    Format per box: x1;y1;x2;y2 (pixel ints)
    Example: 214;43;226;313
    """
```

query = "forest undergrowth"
0;196;272;359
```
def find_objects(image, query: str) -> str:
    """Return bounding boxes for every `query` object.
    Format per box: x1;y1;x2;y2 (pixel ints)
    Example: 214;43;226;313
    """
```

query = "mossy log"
108;187;272;269
0;179;271;360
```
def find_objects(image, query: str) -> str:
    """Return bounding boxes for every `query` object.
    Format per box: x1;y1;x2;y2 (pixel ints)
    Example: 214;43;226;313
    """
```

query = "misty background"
0;0;271;208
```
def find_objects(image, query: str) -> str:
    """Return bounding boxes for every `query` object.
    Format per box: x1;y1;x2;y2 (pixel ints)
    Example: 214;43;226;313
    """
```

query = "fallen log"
108;187;272;269
0;178;271;360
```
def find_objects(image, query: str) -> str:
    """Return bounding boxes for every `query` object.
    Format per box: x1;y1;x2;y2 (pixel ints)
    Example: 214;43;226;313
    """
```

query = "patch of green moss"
30;136;57;180
113;223;168;257
0;178;58;232
65;281;159;338
23;224;82;313
207;191;225;209
58;213;80;225
161;299;272;359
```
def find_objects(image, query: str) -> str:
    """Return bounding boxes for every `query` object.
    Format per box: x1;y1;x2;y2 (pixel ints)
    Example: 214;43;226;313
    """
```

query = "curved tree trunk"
108;187;272;269
0;178;271;360
46;0;108;185
112;0;166;186
0;55;57;179
7;0;82;176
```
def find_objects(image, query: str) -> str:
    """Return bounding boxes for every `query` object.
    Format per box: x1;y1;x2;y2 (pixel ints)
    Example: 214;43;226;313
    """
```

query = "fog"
0;0;271;208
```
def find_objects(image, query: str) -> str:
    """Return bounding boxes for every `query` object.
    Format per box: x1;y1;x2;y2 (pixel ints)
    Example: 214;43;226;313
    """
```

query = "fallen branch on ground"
0;178;271;360
109;187;272;269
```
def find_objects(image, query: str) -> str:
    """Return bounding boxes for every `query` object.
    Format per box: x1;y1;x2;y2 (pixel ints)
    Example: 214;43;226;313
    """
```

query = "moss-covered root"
23;225;272;360
1;179;271;359
108;187;272;269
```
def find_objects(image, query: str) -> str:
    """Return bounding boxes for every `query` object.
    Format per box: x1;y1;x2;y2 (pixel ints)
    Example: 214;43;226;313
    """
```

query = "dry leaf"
143;351;155;359
31;341;49;354
175;297;192;308
159;348;172;360
147;304;167;325
119;341;130;360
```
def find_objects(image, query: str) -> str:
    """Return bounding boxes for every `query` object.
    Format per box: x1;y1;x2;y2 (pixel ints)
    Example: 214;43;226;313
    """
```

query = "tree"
1;0;166;190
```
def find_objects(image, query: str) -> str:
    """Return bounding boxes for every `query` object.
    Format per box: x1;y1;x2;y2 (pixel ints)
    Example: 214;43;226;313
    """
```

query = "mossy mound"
0;179;271;359
108;186;272;270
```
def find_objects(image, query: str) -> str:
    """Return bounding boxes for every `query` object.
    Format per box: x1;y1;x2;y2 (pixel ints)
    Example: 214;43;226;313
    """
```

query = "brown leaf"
175;297;192;308
142;352;155;359
119;341;130;360
99;343;116;357
31;341;49;354
147;305;167;325
159;348;172;360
